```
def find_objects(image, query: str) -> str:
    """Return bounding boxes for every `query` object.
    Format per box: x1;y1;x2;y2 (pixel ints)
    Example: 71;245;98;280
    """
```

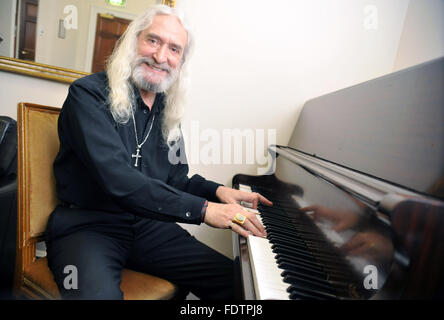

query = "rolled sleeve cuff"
201;200;208;222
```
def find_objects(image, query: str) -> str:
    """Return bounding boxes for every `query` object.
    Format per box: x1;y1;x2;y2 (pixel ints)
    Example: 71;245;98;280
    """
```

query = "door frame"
84;5;137;73
17;0;38;61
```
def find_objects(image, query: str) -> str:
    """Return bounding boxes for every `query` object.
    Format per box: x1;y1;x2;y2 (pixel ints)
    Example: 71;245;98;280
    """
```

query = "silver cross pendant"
132;147;142;167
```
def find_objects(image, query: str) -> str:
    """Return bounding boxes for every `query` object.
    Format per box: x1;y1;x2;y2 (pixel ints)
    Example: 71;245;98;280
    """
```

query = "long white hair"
106;5;193;147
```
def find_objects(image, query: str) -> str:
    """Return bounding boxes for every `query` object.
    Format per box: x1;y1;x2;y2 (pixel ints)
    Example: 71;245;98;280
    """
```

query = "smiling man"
45;5;271;300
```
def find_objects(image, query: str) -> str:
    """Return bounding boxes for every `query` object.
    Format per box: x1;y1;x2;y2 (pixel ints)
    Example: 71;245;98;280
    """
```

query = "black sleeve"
166;135;223;203
62;81;207;224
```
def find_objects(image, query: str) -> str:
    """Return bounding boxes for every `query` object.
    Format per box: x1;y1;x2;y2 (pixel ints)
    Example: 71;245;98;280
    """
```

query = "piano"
232;57;444;300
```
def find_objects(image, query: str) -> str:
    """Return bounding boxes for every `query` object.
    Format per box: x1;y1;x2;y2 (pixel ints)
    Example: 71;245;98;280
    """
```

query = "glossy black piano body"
232;57;444;300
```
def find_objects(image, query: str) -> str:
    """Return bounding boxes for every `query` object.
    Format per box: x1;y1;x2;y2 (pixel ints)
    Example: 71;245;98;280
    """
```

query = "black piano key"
262;216;292;226
272;242;341;261
262;222;324;241
289;289;335;300
261;210;291;220
265;224;311;239
268;215;311;229
272;244;345;268
276;254;322;272
281;269;350;293
268;232;305;244
276;254;350;280
267;231;308;246
283;275;339;299
268;232;326;250
260;206;289;214
269;234;336;255
272;245;315;261
289;289;329;300
268;235;311;251
273;242;348;268
278;261;327;279
271;243;314;258
266;222;327;241
277;261;349;288
259;208;288;219
269;238;335;258
281;268;331;285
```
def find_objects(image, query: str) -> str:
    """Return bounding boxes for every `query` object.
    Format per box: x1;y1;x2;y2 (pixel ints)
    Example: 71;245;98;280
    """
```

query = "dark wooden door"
91;14;131;73
18;0;38;61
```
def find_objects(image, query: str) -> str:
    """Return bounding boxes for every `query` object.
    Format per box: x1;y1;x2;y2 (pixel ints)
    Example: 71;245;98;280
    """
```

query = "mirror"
0;0;169;82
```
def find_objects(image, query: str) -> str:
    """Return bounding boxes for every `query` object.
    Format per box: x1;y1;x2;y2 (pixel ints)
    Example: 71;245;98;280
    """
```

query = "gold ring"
233;213;246;225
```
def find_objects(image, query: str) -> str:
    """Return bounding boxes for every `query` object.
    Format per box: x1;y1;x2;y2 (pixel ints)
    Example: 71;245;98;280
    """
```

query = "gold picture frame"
0;56;90;84
162;0;176;8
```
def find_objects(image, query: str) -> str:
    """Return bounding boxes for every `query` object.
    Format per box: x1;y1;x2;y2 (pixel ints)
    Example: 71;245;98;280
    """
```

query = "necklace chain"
131;109;155;167
131;108;155;149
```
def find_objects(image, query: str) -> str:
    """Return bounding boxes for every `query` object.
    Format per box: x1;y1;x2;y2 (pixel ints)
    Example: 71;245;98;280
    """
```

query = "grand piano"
232;57;444;300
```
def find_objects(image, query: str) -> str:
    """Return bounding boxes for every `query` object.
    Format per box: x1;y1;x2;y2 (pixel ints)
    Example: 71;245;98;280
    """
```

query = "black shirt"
53;72;222;224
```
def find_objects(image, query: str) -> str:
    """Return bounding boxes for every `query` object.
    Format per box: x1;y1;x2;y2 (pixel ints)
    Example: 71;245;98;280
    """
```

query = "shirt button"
185;212;191;218
143;110;147;114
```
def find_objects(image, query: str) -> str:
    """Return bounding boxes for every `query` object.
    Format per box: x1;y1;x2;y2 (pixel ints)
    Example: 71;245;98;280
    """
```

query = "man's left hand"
215;186;273;209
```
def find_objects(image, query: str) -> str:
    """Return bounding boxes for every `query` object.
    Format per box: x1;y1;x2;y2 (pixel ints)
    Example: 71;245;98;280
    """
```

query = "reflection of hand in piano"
300;205;360;232
339;231;393;264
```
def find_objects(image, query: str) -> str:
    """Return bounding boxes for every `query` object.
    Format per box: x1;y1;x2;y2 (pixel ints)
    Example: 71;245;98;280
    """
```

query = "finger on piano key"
256;213;264;227
238;184;254;207
243;207;260;214
240;200;253;208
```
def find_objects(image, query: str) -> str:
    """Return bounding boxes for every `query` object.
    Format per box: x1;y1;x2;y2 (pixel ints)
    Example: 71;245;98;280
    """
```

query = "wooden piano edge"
232;179;257;300
232;232;256;300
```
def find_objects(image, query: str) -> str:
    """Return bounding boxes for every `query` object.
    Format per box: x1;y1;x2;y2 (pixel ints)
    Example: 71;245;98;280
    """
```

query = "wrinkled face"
131;14;188;93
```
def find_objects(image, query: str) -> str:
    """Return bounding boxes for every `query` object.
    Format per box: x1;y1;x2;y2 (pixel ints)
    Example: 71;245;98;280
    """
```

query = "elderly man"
45;5;271;300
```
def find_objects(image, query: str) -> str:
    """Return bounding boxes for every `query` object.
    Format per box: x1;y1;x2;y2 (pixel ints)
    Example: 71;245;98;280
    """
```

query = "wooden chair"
14;102;177;300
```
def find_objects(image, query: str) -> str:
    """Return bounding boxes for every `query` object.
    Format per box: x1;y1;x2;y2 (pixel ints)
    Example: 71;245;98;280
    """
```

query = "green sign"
107;0;126;7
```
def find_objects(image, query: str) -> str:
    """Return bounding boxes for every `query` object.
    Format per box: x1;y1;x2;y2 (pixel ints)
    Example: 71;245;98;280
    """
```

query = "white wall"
0;0;16;57
176;0;410;258
36;0;79;70
393;0;444;71
0;70;69;120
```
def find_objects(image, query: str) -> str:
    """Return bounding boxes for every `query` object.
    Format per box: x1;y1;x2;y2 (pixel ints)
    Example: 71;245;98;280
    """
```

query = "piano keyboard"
238;184;364;300
248;235;290;299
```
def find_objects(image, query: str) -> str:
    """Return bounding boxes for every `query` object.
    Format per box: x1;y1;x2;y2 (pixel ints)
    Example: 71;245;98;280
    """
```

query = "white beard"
131;56;179;93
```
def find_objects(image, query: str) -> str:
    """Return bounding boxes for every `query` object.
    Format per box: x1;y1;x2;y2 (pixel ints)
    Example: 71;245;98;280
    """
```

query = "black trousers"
45;206;234;300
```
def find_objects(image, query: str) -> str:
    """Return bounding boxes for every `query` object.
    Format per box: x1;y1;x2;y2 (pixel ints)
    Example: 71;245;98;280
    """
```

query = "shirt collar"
132;83;165;115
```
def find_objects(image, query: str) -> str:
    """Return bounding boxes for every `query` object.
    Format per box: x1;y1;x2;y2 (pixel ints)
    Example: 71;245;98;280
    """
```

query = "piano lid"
288;57;444;200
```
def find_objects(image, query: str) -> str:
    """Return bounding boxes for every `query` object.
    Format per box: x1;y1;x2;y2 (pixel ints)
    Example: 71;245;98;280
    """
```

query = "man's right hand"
204;202;267;238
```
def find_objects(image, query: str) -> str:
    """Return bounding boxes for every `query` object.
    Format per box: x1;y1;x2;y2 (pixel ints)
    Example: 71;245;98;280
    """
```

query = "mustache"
133;56;172;73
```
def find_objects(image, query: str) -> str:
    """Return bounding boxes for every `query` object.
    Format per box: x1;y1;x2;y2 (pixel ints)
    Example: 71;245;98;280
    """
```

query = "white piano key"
239;184;252;192
243;207;259;214
238;184;253;207
240;200;253;208
255;213;264;227
247;235;290;300
248;242;289;298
